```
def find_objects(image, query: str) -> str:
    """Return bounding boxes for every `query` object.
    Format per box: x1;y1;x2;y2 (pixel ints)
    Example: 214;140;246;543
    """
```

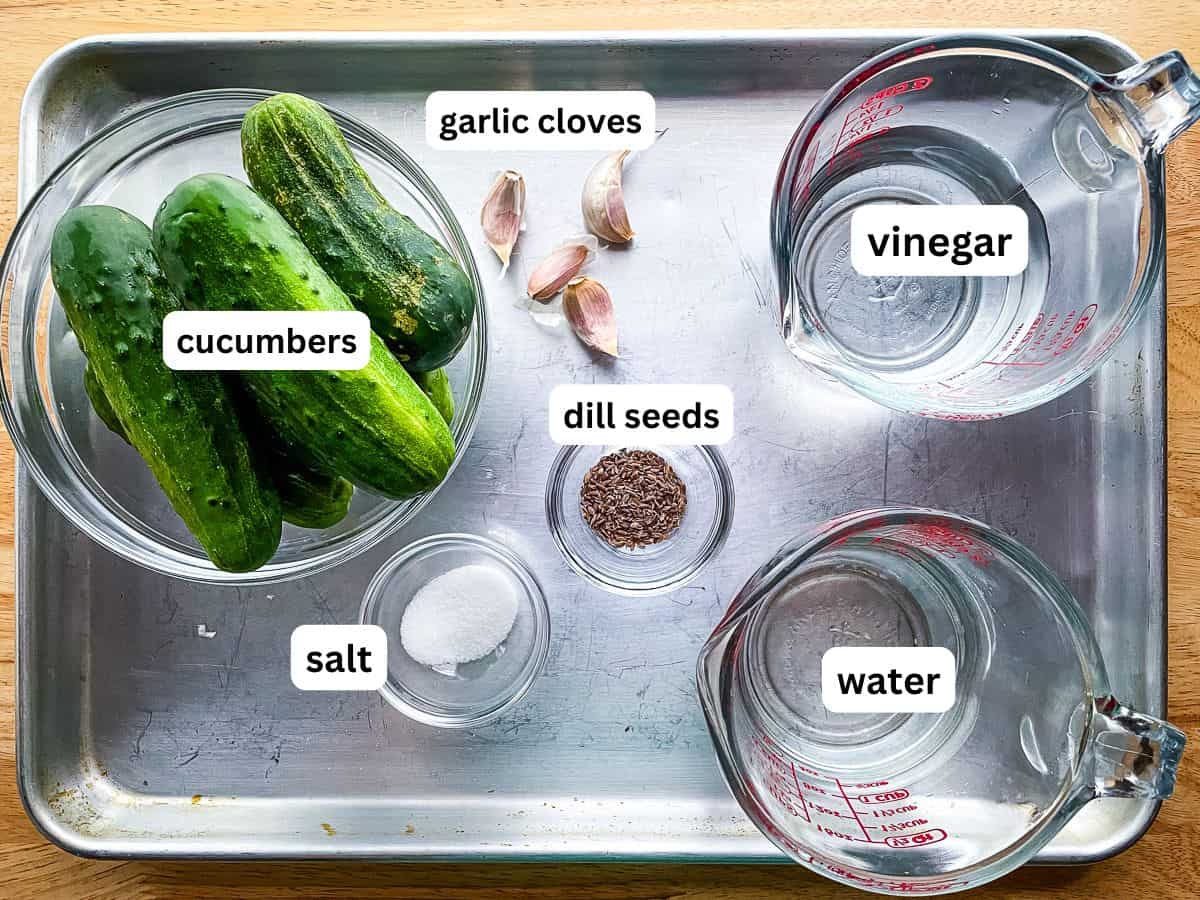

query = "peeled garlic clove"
481;170;526;275
581;150;634;243
526;235;599;302
563;276;618;357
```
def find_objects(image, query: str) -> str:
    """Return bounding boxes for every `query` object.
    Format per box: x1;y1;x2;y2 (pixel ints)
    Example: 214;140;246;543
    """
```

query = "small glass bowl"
359;533;550;728
0;89;486;585
544;444;735;596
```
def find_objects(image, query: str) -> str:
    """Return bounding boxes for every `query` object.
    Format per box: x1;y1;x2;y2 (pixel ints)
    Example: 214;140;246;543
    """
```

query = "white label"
163;311;371;371
548;384;733;445
850;204;1028;277
426;91;656;150
290;625;387;691
822;647;956;713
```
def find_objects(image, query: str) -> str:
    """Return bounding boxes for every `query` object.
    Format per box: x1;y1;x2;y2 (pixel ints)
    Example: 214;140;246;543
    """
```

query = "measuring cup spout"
1089;696;1186;800
1097;51;1200;155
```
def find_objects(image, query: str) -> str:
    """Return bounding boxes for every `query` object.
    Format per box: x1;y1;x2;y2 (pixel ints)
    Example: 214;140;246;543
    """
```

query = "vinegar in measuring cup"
789;125;1055;382
770;36;1177;418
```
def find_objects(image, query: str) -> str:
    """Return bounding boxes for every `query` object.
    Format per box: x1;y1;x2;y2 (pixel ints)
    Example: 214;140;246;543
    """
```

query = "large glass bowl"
0;90;487;584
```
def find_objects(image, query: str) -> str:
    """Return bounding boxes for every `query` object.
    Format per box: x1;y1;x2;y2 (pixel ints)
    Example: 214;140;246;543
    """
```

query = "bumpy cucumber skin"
241;93;475;372
84;364;129;444
414;368;454;425
51;206;282;573
91;365;352;530
152;174;455;500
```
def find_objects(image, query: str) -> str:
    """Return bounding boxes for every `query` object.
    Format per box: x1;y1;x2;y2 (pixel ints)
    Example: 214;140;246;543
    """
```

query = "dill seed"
580;449;687;550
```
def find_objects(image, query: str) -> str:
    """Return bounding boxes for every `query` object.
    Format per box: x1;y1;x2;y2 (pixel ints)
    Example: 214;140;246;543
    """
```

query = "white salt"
400;564;519;674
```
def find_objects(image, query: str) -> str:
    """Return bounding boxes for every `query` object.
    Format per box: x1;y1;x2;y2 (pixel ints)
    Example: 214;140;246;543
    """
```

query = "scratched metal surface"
16;32;1164;860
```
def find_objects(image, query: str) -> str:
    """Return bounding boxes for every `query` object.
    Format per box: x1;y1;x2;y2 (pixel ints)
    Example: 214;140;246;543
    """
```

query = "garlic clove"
581;150;634;244
481;170;526;275
526;235;599;302
563;276;618;357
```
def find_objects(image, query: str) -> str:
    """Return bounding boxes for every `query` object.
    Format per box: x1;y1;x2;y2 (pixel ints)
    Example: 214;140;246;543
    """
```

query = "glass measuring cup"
770;34;1200;419
697;508;1184;894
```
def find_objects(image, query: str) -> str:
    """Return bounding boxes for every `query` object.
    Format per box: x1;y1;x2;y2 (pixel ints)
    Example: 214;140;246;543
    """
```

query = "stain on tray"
191;794;203;805
45;782;103;835
321;823;336;836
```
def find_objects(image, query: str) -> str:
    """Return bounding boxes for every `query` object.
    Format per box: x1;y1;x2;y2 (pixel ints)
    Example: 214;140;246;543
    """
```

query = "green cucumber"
84;364;129;444
231;387;354;530
241;92;475;372
274;463;354;529
89;363;352;530
52;206;282;573
152;173;455;500
414;368;454;425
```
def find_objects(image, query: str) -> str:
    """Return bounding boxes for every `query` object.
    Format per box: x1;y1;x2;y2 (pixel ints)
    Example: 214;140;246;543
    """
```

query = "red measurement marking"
858;789;910;805
840;45;937;94
813;803;857;819
871;804;919;818
818;823;861;842
822;73;935;176
862;75;933;106
795;73;934;200
885;828;948;849
874;524;994;566
984;304;1099;367
878;818;930;833
789;763;812;823
834;778;872;841
750;740;955;859
795;138;819;204
1055;303;1098;357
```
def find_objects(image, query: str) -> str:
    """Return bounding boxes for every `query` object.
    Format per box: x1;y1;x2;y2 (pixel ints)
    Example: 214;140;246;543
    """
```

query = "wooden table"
0;2;1197;897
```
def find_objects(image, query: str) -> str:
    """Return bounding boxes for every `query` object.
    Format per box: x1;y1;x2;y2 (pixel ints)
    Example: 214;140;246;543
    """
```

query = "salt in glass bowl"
359;533;550;728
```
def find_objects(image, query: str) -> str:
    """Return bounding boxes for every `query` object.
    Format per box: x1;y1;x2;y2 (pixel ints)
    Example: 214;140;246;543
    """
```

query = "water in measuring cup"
789;126;1051;381
737;535;991;779
714;529;1091;879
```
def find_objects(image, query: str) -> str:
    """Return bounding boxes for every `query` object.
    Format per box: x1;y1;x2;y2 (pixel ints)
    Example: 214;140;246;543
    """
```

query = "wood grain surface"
0;2;1198;898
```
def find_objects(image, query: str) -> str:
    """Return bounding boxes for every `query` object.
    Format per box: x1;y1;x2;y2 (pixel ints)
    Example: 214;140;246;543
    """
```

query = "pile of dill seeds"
580;449;687;550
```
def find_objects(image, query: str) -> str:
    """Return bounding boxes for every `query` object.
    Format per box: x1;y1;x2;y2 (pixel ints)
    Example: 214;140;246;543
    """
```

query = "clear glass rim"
0;88;488;585
358;532;551;729
544;444;735;597
771;33;1165;419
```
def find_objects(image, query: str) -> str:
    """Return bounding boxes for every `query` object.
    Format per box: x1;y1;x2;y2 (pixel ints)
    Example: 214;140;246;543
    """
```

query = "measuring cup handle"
1100;51;1200;155
1090;696;1186;800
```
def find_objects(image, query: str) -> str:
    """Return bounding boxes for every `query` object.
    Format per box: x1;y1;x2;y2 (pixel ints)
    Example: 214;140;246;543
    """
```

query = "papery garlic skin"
527;235;599;302
563;276;618;357
481;170;526;275
581;150;634;244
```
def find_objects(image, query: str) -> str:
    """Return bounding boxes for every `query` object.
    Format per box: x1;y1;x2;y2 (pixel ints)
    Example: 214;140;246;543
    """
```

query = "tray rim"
13;27;1166;864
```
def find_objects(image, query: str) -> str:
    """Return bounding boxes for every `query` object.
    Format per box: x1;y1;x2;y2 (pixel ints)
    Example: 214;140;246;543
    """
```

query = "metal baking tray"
16;30;1165;861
